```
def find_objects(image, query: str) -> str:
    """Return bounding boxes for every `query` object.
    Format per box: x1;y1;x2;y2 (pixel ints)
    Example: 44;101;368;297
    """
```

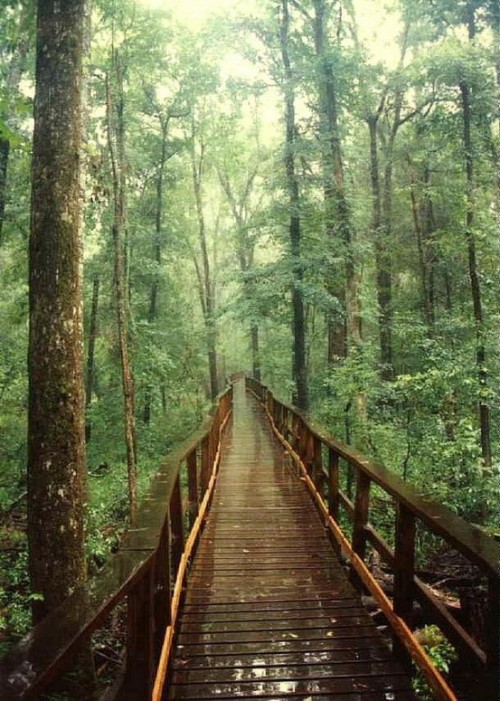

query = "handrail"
247;376;499;701
0;385;233;701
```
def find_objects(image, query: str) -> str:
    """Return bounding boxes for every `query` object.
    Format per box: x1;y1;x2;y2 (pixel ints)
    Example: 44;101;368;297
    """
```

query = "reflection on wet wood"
167;380;417;700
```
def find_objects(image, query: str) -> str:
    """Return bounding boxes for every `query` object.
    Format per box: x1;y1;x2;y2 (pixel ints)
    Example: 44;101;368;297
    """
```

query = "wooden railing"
247;376;499;701
0;386;233;701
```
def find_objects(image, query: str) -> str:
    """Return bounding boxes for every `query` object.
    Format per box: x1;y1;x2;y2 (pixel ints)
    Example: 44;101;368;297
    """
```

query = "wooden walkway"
166;379;418;699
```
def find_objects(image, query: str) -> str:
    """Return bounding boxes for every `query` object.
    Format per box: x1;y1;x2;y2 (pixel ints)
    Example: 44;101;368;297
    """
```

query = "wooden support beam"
187;449;199;529
352;471;371;561
170;476;184;578
126;567;154;696
393;503;416;669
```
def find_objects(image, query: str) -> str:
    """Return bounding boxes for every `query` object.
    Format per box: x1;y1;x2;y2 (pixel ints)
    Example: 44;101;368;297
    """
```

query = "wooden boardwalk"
167;379;418;699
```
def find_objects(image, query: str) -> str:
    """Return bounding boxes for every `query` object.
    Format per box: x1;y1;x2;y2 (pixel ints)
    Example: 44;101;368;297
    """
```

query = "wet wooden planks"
166;380;417;700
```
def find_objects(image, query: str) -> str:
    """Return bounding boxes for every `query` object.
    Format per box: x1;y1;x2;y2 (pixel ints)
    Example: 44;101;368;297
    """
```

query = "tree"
362;23;411;380
105;45;138;519
311;0;348;365
28;0;87;622
279;0;309;410
141;93;185;423
85;273;99;442
189;111;220;400
216;94;267;383
309;0;364;419
459;10;492;472
405;0;495;479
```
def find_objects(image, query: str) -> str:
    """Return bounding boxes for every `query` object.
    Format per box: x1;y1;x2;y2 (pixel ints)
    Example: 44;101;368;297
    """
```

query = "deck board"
166;379;417;700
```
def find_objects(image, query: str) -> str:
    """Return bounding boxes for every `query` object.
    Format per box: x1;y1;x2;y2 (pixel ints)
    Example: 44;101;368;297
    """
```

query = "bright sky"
136;0;403;146
139;0;403;68
353;0;403;68
139;0;246;30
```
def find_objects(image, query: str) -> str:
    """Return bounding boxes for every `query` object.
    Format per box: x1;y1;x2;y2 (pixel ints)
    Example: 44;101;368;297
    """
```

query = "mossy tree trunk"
28;0;87;624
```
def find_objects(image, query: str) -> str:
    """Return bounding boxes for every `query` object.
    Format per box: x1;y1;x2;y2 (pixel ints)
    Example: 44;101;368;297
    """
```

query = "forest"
0;0;499;696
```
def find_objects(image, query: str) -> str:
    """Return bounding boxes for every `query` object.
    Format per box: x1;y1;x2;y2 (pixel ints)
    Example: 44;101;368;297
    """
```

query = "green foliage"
0;541;33;654
86;470;128;571
0;243;29;509
413;625;458;700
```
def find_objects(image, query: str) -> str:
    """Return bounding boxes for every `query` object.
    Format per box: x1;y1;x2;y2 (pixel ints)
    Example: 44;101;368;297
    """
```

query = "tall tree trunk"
313;0;347;364
408;162;434;331
422;164;436;325
106;52;138;519
143;118;169;424
28;0;87;624
0;138;10;244
312;0;363;419
280;0;308;410
85;274;99;442
217;166;261;383
493;0;500;195
312;0;362;353
368;113;393;378
460;78;492;471
378;149;394;373
370;25;409;378
191;132;218;400
459;5;492;474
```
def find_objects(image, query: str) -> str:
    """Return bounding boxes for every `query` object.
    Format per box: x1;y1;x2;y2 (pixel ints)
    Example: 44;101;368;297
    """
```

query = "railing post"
393;503;416;668
153;524;171;662
312;435;322;489
224;391;229;422
301;426;312;476
207;427;214;478
210;412;219;467
297;417;305;458
327;448;341;554
394;503;416;621
267;391;273;420
352;470;371;561
291;413;300;453
328;448;340;523
281;407;288;440
281;407;292;443
126;567;154;695
486;573;500;700
187;449;199;529
216;404;222;446
170;475;184;577
200;435;210;494
300;421;308;464
277;403;284;433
